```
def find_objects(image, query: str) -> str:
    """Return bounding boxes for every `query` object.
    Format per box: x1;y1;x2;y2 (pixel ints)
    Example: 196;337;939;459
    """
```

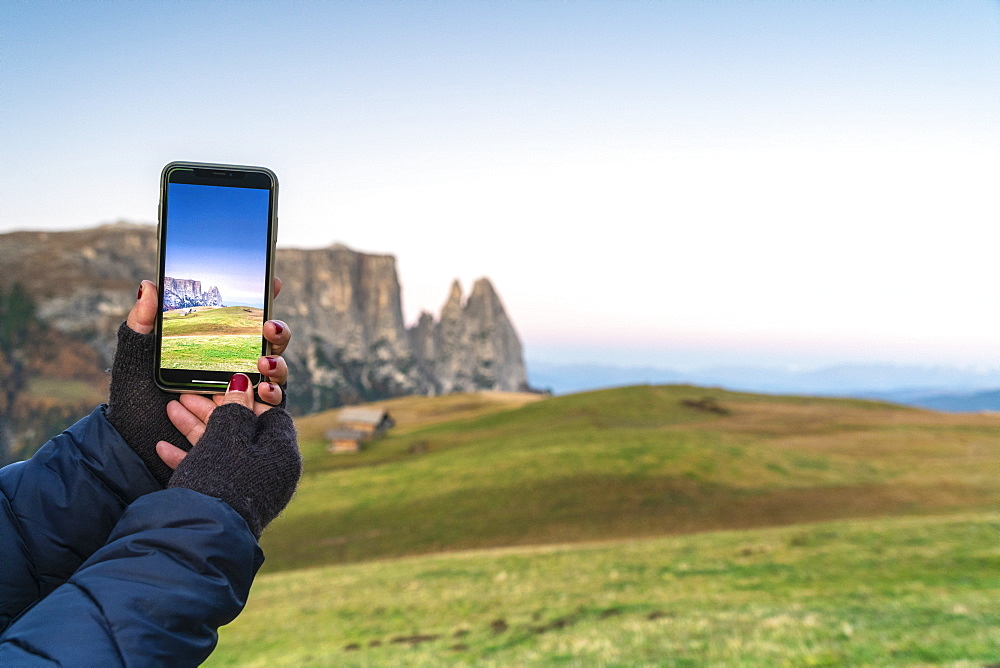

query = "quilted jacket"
0;407;263;666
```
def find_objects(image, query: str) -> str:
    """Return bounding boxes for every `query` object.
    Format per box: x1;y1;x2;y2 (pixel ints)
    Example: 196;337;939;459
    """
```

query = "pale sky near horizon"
2;1;998;371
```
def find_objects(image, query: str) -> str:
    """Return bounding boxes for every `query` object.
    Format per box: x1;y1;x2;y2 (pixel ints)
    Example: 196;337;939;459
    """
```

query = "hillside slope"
211;512;1000;666
261;385;999;572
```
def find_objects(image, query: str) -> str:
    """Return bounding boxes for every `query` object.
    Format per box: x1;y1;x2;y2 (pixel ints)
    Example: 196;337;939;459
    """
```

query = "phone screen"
155;163;277;393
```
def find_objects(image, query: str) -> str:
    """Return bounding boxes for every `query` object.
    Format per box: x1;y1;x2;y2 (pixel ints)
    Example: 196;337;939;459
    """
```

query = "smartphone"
154;161;278;393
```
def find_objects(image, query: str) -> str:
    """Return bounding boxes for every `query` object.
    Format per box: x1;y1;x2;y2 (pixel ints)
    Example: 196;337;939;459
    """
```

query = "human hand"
105;278;288;486
155;287;291;469
166;373;302;538
155;343;290;469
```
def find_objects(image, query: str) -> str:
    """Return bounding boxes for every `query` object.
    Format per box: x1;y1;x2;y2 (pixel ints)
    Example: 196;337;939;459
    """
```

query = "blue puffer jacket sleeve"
0;489;263;666
0;407;265;666
0;406;162;628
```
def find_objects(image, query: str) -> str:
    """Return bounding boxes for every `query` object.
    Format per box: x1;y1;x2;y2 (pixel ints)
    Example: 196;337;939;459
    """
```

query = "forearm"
0;407;161;627
0;489;263;667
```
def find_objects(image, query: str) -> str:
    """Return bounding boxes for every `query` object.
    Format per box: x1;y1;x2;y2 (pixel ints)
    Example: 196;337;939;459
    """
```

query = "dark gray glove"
168;402;301;539
104;322;189;487
104;320;287;487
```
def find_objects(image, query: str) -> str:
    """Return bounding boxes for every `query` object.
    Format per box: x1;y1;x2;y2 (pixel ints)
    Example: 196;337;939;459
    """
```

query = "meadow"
264;386;997;570
213;386;999;665
209;513;999;666
160;306;263;371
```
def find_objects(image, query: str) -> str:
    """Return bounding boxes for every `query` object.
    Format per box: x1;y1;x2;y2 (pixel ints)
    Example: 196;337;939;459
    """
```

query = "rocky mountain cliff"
162;277;223;310
410;279;527;395
0;223;529;456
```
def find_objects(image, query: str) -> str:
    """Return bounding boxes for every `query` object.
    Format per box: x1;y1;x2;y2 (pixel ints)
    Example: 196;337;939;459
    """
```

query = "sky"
164;183;270;308
2;1;999;371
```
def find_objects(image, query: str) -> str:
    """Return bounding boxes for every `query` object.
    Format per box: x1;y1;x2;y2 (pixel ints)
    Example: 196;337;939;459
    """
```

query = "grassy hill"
161;305;263;336
160;306;265;371
210;512;1000;666
260;385;999;573
206;386;999;665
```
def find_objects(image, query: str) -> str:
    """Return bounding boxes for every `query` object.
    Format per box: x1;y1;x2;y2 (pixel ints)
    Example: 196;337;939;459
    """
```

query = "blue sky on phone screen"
164;184;269;309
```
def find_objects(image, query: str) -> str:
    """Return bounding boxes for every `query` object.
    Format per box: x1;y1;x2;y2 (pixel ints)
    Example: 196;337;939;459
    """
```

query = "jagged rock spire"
412;277;528;395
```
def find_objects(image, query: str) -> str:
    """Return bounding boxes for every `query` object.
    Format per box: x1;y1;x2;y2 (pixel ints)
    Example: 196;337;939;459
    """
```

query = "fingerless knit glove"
104;322;190;486
168;403;301;539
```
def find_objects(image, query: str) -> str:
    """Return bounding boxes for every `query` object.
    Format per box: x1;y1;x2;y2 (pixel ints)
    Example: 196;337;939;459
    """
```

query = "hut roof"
338;407;389;425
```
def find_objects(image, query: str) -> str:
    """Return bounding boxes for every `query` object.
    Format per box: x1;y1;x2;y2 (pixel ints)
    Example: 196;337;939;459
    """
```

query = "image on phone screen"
156;164;276;392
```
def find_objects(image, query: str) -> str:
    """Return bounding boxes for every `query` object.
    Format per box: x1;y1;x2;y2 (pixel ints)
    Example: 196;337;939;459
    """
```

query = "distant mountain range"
527;361;1000;413
863;388;1000;413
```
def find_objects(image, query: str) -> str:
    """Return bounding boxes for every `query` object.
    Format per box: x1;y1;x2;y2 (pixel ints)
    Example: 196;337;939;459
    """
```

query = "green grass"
24;377;105;403
204;386;999;664
162;306;263;336
261;386;999;572
160;306;265;371
160;334;262;371
208;512;1000;666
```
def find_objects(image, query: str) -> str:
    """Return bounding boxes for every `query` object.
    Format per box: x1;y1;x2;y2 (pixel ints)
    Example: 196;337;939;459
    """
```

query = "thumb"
223;373;255;410
126;280;158;335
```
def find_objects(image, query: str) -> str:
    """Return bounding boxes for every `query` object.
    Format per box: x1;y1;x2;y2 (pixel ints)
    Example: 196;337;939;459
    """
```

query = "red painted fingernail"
265;356;278;371
268;382;277;393
228;374;249;392
137;284;144;300
272;321;284;335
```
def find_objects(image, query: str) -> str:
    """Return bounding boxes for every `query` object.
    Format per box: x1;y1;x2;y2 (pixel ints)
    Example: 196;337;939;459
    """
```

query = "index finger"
177;393;220;425
165;400;206;448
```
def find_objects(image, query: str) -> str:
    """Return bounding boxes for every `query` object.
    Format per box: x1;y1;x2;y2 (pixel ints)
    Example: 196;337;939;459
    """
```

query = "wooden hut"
326;407;394;453
325;429;370;454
